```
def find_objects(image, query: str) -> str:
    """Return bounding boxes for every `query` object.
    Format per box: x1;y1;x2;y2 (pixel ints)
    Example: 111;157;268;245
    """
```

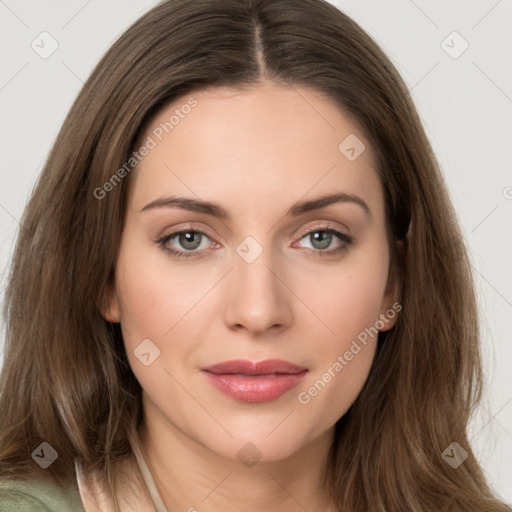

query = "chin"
201;421;320;465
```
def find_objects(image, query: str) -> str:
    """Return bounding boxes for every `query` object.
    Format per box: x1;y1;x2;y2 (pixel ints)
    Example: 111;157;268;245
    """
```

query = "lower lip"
202;371;308;403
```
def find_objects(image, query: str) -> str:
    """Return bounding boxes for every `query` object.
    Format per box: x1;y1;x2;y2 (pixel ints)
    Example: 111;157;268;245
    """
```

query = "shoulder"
0;478;86;511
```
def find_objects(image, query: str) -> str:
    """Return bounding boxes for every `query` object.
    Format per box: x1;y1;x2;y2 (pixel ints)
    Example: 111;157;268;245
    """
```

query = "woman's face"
106;82;399;463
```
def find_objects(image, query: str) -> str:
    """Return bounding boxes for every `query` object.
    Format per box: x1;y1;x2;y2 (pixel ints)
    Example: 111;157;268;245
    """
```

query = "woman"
0;0;510;510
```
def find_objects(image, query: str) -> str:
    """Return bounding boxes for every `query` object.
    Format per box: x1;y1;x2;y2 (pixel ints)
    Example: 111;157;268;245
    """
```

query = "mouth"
200;359;308;403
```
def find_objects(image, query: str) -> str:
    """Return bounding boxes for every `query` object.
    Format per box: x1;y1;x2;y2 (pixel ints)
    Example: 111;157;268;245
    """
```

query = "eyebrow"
140;192;371;219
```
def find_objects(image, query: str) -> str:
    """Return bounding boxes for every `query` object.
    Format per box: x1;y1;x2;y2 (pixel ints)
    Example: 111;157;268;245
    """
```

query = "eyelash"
156;225;353;260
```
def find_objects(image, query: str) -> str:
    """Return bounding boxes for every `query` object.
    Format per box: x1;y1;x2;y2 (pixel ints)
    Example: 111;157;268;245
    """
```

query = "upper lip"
201;359;307;376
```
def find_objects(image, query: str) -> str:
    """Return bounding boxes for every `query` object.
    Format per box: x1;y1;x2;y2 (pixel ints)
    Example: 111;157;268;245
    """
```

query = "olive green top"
0;478;86;511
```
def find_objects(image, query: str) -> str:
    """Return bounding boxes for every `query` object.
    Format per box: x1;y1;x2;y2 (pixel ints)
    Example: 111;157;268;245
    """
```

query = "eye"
157;230;216;259
156;225;353;260
295;226;353;255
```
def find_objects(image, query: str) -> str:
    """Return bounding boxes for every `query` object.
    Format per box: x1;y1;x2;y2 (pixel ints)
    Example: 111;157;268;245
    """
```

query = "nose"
223;244;293;336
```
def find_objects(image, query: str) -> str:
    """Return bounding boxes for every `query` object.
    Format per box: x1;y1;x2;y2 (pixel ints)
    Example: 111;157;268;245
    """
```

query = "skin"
105;81;399;511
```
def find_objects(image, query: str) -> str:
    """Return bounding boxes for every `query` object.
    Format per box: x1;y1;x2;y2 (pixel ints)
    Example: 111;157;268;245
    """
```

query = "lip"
201;359;308;403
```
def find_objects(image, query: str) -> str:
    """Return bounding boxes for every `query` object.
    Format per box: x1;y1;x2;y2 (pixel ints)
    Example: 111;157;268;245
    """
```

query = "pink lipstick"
201;359;308;403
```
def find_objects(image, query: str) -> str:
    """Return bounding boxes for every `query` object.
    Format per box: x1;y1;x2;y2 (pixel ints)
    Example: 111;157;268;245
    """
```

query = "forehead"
128;83;383;217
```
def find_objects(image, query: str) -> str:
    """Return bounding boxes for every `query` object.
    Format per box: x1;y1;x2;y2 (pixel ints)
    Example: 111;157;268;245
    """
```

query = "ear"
100;279;121;323
378;239;403;332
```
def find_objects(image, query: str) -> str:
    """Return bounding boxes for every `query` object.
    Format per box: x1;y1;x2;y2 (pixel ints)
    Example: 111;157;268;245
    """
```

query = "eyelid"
159;222;218;243
294;221;351;240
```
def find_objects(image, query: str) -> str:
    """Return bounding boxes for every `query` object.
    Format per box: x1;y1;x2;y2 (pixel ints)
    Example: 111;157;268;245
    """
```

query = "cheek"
291;250;388;425
114;237;208;343
293;247;389;348
114;260;194;410
114;242;219;394
296;343;376;437
294;283;380;433
116;266;170;341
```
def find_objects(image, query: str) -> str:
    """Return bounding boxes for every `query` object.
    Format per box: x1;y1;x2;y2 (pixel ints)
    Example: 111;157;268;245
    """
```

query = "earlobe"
378;300;400;332
379;239;404;331
379;293;401;331
103;311;119;323
101;282;121;323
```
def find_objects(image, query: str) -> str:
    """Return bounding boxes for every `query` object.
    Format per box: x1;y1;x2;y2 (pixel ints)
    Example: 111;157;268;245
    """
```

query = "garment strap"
130;432;169;512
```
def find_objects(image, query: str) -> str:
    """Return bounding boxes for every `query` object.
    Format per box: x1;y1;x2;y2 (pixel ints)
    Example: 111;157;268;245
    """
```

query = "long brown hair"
1;1;509;510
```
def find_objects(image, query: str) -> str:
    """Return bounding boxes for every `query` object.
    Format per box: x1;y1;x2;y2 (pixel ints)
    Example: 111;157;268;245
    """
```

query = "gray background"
0;0;511;501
